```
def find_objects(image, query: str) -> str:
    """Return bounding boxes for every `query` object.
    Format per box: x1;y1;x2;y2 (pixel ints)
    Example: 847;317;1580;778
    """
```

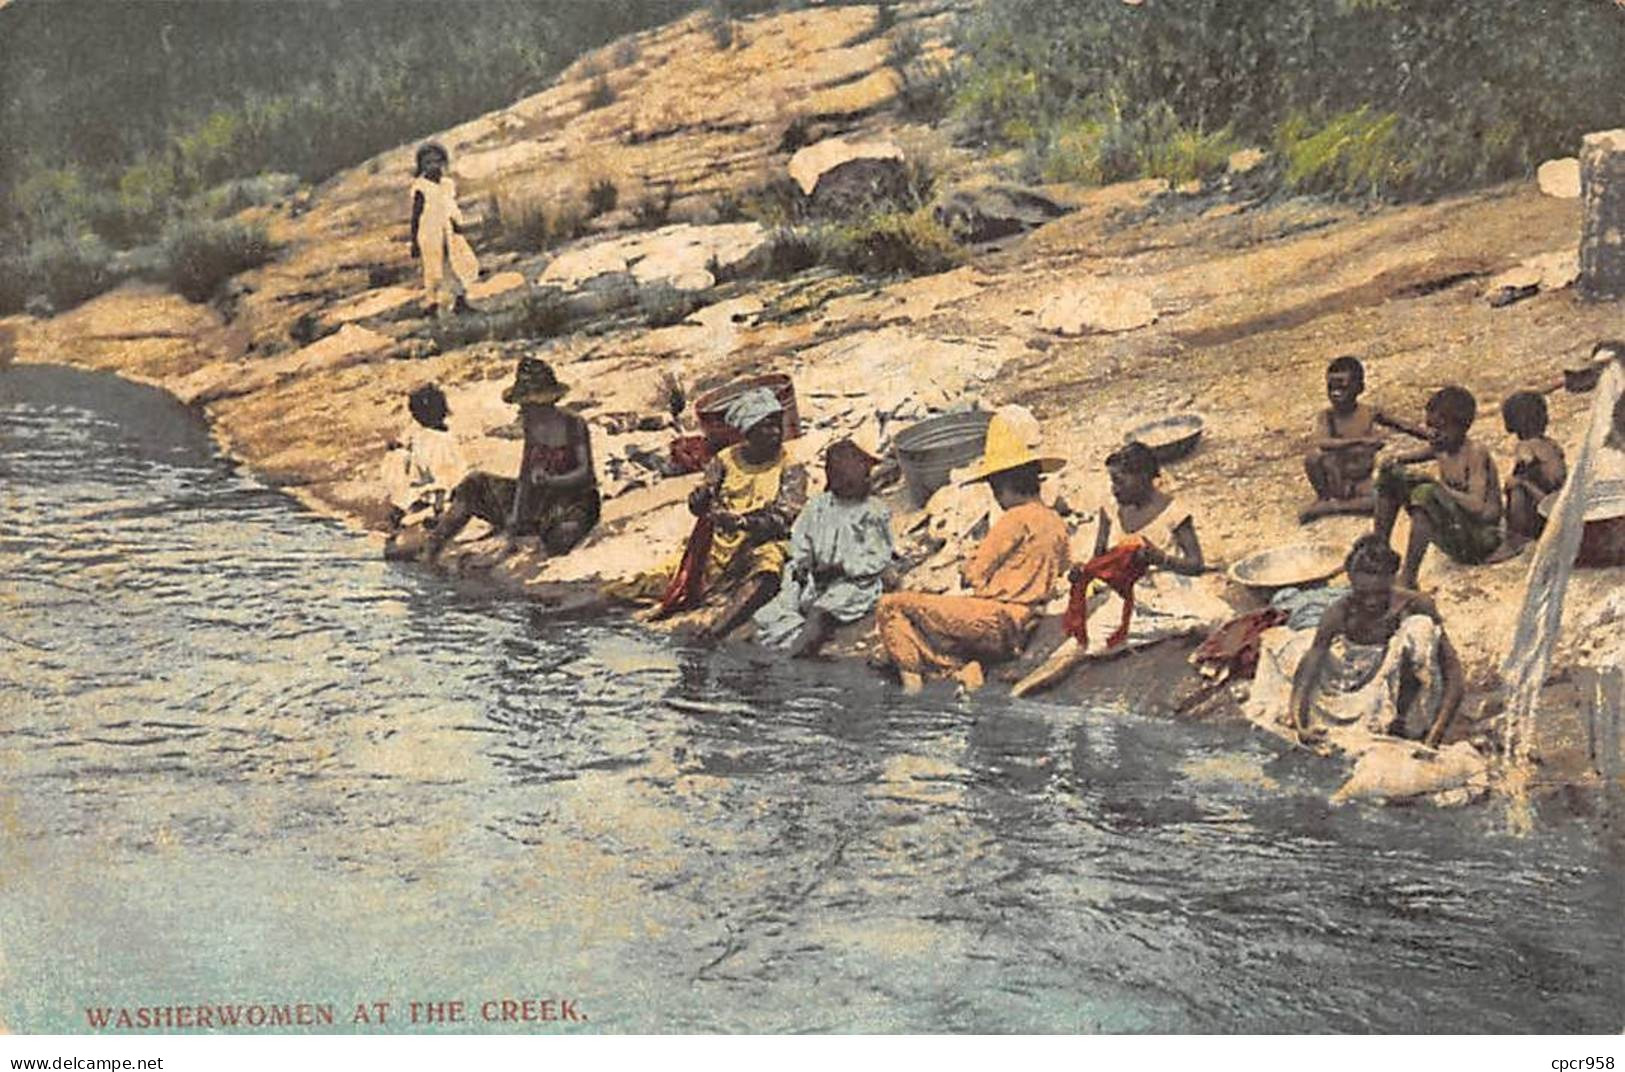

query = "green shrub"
824;210;962;277
583;73;617;111
431;289;568;349
760;229;821;279
159;219;274;303
897;57;956;124
640;283;703;328
632;186;676;228
703;6;736;50
20;234;116;312
1276;108;1410;199
586;177;620;218
491;186;586;251
952;0;1625;201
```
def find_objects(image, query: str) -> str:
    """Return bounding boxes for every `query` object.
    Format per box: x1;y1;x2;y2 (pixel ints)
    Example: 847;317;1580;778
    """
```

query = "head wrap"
724;386;783;434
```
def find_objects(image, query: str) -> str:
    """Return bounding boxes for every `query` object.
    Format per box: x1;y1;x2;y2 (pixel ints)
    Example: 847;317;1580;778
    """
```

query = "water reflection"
0;364;1620;1034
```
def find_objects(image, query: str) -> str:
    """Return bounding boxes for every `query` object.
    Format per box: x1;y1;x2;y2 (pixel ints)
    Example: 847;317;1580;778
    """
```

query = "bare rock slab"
1037;281;1158;335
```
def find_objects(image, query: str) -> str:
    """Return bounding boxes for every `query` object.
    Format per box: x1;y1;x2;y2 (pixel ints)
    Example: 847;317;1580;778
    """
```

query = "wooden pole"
1579;129;1625;301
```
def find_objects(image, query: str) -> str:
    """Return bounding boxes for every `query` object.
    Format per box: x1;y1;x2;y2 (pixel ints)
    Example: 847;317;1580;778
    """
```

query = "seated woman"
1245;535;1465;750
609;387;807;643
753;437;895;658
874;412;1070;694
424;357;599;560
1012;441;1225;697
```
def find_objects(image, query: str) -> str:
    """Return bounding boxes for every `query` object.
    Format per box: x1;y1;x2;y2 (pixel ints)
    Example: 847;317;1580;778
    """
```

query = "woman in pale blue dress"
755;438;895;657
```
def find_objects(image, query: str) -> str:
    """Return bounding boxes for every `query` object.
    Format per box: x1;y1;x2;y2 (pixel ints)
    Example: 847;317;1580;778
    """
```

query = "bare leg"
1505;483;1544;543
788;608;836;659
1401;510;1433;589
702;573;780;643
1305;452;1333;500
424;473;509;560
542;520;587;557
1373;479;1404;543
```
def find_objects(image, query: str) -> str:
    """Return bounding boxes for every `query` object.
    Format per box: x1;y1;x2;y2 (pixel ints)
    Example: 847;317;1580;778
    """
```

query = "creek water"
1;364;1620;1034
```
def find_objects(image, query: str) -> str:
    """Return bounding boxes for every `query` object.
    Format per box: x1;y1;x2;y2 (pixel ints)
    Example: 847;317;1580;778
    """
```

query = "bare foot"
1483;536;1529;565
954;661;985;692
899;671;924;696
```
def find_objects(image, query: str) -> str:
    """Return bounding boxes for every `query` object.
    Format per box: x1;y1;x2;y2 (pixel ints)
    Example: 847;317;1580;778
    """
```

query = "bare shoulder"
1534;436;1566;464
1395;586;1442;622
1316;596;1351;638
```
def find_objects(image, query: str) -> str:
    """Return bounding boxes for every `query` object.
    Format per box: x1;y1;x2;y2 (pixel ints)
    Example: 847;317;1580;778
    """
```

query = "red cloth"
1061;536;1149;649
668;435;714;475
656;515;714;617
1192;608;1288;680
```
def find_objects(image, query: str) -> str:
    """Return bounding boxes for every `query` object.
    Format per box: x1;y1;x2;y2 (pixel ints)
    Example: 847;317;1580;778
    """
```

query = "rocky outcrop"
934;183;1071;243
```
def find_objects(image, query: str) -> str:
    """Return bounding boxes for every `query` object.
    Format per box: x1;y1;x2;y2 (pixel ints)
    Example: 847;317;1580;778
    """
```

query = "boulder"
1537;157;1582;199
538;245;631;289
1486;250;1580;303
1037;281;1157;335
933;184;1071;244
467;270;527;302
788;137;908;214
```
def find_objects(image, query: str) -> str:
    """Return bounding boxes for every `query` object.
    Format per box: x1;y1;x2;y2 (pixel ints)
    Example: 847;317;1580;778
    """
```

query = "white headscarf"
724;386;783;434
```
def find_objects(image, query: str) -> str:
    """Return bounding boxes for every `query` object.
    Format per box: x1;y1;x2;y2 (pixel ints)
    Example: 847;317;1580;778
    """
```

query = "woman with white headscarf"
607;386;807;641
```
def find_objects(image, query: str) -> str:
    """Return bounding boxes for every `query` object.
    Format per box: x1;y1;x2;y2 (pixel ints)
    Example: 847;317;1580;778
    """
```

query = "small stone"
1537;157;1582;199
1227;148;1268;176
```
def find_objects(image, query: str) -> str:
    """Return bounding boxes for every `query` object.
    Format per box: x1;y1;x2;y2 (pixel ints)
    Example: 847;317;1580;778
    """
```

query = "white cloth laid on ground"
411;175;479;300
754;492;894;647
382;425;469;526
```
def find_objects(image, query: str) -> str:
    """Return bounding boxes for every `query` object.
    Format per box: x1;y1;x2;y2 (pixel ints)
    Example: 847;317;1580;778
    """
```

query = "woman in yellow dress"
610;387;807;642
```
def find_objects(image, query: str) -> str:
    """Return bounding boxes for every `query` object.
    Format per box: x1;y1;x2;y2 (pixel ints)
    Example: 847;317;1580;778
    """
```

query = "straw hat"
959;409;1066;484
502;357;569;405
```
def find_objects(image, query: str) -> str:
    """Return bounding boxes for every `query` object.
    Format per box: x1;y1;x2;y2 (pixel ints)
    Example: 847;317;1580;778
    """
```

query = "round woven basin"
1123;413;1205;463
1227;542;1346;591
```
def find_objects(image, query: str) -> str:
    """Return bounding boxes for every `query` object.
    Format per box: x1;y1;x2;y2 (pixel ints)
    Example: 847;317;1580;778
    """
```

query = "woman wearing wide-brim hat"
424;356;599;560
873;409;1071;694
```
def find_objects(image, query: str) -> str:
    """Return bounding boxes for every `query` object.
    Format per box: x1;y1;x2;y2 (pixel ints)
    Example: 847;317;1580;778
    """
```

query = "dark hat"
502;357;569;405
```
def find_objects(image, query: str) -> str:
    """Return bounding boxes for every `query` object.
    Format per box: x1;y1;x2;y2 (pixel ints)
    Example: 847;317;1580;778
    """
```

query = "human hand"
1067;564;1085;585
688;485;714;517
410;243;420;260
811;562;843;585
714;511;743;534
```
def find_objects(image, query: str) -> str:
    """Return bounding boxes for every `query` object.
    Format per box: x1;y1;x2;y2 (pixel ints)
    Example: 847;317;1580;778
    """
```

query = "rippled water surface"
1;364;1621;1033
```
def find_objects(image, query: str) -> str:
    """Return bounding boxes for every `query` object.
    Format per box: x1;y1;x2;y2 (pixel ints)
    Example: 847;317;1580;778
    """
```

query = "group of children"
1301;353;1575;588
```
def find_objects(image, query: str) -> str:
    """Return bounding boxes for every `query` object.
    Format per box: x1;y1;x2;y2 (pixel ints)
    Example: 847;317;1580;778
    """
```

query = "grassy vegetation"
159;219;275;304
0;0;710;313
488;184;588;253
951;0;1625;201
430;289;569;350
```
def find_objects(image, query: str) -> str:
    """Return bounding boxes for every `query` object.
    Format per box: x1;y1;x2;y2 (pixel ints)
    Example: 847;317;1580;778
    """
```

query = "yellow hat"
959;410;1066;484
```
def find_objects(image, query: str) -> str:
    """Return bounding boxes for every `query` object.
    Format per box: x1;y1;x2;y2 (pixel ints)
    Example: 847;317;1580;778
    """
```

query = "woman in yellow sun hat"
874;409;1070;694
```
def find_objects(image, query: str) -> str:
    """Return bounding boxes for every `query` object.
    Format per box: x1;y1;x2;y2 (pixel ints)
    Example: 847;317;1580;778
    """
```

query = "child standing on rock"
409;141;478;318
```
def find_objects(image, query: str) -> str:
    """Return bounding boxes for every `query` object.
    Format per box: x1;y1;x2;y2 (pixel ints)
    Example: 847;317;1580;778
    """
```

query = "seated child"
1011;441;1223;698
381;383;468;541
425;358;599;561
875;412;1069;694
1279;535;1465;748
1095;440;1204;573
1499;390;1567;544
753;437;895;658
1301;355;1428;522
1373;385;1502;588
